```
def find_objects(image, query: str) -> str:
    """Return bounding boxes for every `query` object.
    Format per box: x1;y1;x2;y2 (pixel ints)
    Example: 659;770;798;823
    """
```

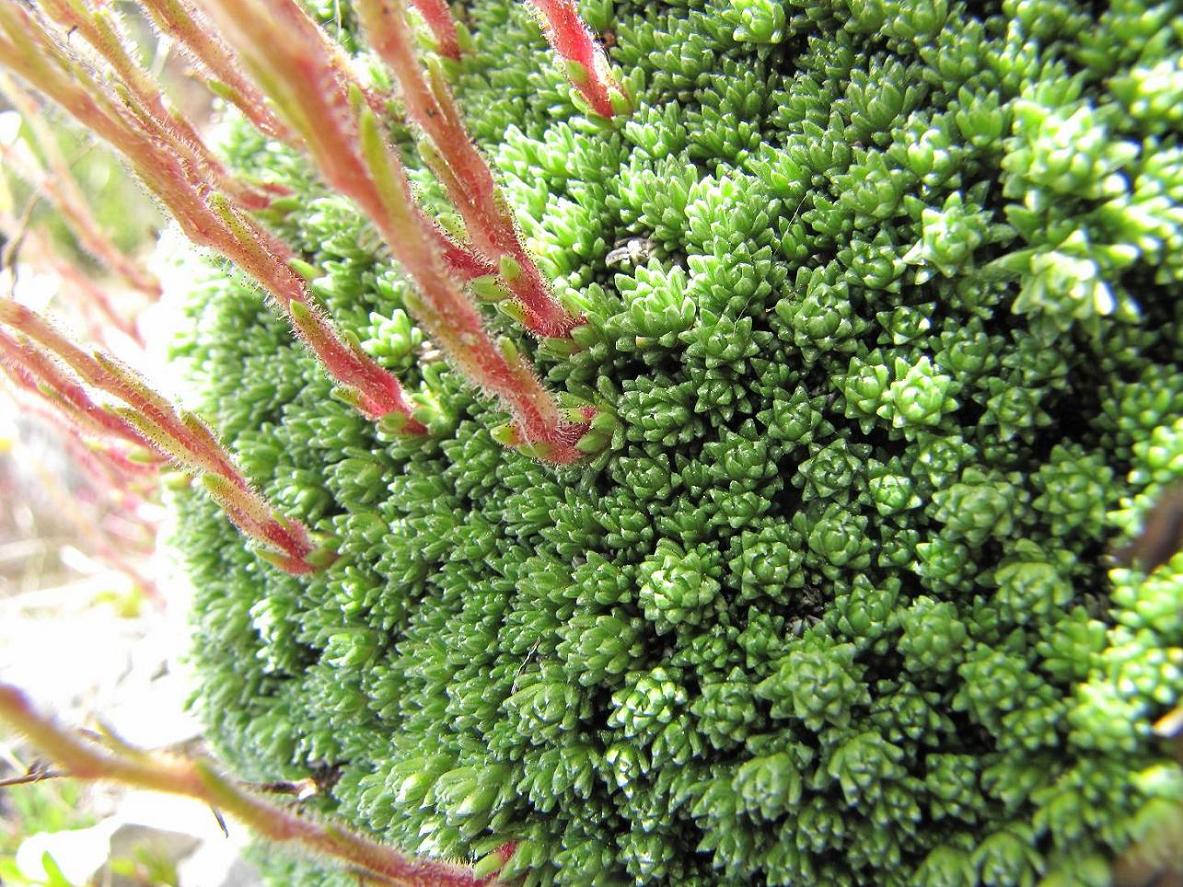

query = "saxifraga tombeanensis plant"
1;0;1183;884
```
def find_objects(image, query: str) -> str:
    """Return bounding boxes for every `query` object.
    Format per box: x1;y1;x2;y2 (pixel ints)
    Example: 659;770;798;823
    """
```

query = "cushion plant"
1;0;1182;884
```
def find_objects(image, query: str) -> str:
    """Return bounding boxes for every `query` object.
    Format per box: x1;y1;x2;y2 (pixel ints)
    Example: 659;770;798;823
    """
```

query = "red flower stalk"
0;684;509;886
134;0;294;143
0;0;426;432
0;301;325;573
2;381;162;506
206;195;427;428
527;0;629;118
35;0;281;211
0;301;235;477
138;0;383;133
0;74;164;301
0;326;157;453
411;0;462;60
197;0;592;462
12;1;488;289
356;0;582;338
432;226;499;280
54;0;485;285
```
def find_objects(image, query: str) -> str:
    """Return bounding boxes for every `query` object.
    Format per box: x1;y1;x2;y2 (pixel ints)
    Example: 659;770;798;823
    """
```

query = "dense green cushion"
176;1;1183;883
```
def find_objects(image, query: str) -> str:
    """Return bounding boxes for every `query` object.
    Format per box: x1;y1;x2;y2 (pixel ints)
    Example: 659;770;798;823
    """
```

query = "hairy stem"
138;0;486;281
0;301;322;572
527;0;629;118
0;327;156;451
411;0;462;59
0;684;502;886
134;0;294;142
0;0;425;431
37;0;279;209
0;74;163;300
197;0;590;462
356;0;581;338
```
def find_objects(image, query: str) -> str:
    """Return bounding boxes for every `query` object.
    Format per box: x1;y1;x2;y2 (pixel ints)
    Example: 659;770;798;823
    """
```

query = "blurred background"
0;5;260;882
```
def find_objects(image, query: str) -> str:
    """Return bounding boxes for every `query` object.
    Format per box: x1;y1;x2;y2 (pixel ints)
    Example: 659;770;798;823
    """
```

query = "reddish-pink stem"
5;394;160;496
0;76;164;300
136;0;294;142
37;0;280;210
430;222;497;280
0;1;425;433
217;207;426;428
202;475;314;572
357;0;581;338
0;684;505;887
411;0;462;59
527;0;625;118
0;302;320;572
135;0;488;281
199;0;590;461
0;302;236;478
0;327;154;450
